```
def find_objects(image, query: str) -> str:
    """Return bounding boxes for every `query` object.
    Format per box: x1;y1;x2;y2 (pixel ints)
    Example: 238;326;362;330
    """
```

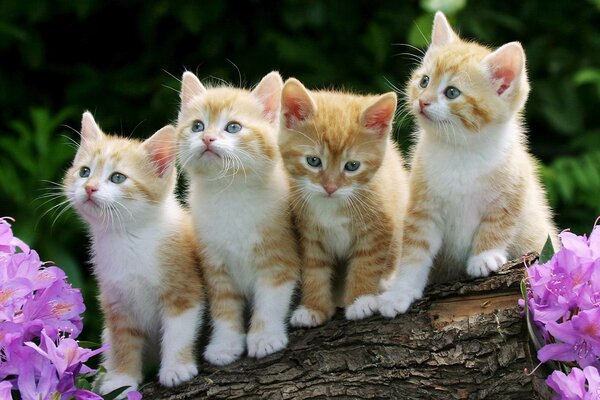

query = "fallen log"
142;253;547;399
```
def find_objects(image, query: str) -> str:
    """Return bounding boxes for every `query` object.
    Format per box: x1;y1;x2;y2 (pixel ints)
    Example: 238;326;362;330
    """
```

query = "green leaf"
539;235;555;263
102;386;134;400
408;14;434;48
77;341;102;348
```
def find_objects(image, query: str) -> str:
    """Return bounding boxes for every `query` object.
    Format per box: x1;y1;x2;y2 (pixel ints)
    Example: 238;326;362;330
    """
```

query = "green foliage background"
0;0;599;342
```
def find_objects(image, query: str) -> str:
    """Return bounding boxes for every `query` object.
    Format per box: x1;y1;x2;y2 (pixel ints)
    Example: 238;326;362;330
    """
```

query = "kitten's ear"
431;11;457;47
80;111;103;145
360;92;397;138
281;78;316;129
252;71;283;124
143;125;177;177
482;42;526;96
181;71;206;108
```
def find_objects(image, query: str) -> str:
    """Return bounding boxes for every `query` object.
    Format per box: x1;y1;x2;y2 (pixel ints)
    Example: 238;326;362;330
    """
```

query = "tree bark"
143;253;546;400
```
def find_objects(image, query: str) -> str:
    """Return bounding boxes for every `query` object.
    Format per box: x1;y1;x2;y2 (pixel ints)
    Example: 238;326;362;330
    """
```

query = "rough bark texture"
143;254;544;400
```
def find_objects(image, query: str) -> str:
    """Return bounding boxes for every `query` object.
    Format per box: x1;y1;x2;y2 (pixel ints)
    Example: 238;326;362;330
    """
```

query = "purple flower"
127;391;143;400
546;366;600;399
0;218;29;254
0;381;14;400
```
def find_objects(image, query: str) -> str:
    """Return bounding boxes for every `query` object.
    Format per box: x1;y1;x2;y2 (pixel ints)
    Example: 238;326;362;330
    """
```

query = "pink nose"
85;185;97;197
202;136;217;146
419;99;430;111
323;183;338;195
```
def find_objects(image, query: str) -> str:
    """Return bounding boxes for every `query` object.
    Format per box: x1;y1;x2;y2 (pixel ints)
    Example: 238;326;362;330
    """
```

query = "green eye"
344;161;361;172
79;167;90;178
191;120;205;133
445;86;461;99
109;172;127;184
306;156;322;168
419;75;430;88
225;122;242;134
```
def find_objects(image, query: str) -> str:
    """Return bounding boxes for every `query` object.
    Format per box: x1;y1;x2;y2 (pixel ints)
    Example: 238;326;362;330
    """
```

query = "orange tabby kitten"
177;71;299;365
378;12;557;318
64;113;205;396
279;78;409;327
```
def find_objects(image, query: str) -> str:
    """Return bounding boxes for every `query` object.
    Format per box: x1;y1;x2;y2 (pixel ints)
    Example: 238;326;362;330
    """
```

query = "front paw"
377;289;420;318
345;295;378;320
99;372;139;399
466;249;507;278
204;335;245;366
247;330;288;358
290;306;330;328
159;362;198;387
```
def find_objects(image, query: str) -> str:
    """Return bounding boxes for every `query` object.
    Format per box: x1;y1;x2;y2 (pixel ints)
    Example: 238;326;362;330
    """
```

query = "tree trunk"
143;253;548;400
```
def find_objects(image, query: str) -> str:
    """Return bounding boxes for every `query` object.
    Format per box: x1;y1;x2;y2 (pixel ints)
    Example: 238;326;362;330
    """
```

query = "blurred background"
1;0;599;343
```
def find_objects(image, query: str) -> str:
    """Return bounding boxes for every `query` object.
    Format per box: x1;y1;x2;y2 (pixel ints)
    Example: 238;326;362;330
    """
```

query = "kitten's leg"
158;295;204;387
99;301;145;397
343;225;393;320
378;208;442;318
467;199;520;277
290;235;335;328
248;234;299;358
204;264;246;366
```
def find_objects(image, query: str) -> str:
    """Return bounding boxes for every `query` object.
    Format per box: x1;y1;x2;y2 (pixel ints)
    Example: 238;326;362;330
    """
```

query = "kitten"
177;71;299;365
278;78;409;327
378;12;558;318
64;112;205;396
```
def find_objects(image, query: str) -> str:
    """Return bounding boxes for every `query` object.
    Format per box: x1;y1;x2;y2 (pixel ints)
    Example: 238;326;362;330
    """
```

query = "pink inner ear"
494;67;515;95
150;147;173;177
363;105;395;137
283;96;309;128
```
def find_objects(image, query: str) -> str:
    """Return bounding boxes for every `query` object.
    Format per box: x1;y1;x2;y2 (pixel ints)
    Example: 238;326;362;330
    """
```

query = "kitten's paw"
345;295;378;320
467;249;507;278
377;289;420;318
99;372;139;398
290;306;328;328
247;330;288;358
159;362;198;387
204;335;245;366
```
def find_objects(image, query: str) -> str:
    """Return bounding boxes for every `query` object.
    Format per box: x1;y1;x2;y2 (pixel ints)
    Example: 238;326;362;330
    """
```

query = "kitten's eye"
306;156;322;168
344;161;361;172
109;172;127;184
225;122;242;134
79;167;91;178
419;75;430;88
444;86;461;99
191;120;205;133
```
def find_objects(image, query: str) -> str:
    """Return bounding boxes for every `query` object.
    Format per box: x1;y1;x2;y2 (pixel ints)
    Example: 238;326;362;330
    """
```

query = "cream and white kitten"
64;112;205;396
378;12;557;318
177;72;299;365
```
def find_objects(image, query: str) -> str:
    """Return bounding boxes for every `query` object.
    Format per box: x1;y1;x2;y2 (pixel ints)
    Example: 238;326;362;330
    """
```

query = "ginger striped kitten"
279;78;409;327
378;12;557;318
177;71;299;365
64;112;205;396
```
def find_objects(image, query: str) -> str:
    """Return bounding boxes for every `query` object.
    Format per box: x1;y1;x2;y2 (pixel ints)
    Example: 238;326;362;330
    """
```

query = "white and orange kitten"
278;79;409;327
378;12;557;318
64;112;205;396
177;71;299;365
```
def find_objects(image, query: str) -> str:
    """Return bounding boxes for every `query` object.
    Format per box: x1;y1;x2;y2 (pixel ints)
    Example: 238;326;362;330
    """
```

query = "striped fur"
378;12;558;318
279;78;409;327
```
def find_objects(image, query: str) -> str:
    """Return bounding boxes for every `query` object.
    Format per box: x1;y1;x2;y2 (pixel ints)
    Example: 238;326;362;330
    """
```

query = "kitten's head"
177;71;283;178
279;78;397;201
64;112;177;227
408;12;529;137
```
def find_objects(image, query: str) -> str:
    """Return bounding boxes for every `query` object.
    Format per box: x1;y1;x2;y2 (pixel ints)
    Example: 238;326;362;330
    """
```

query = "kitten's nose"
202;136;217;146
323;183;338;195
419;99;431;111
85;185;98;198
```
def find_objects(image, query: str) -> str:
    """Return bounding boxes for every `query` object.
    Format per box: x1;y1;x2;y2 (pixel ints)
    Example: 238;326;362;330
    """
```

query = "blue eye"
419;75;430;88
225;122;242;134
191;120;205;133
445;86;461;99
109;172;127;184
344;161;361;172
79;167;90;178
306;156;322;168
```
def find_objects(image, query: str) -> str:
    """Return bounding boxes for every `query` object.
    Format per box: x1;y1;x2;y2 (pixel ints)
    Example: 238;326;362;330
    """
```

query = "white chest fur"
308;199;353;259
